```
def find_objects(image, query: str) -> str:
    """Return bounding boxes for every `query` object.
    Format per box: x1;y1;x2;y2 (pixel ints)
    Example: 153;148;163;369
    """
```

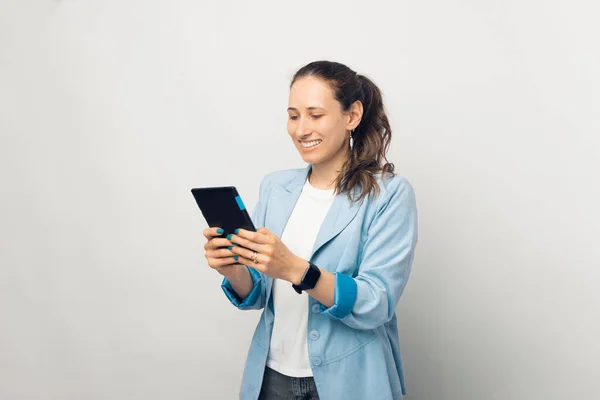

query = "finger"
208;247;236;259
228;234;261;253
208;256;237;270
257;227;272;235
235;229;272;245
235;254;267;274
206;237;235;250
203;227;225;240
230;245;263;263
229;232;272;253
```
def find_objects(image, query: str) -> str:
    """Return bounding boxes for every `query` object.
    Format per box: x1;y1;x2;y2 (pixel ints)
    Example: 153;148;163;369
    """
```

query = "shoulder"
371;173;417;213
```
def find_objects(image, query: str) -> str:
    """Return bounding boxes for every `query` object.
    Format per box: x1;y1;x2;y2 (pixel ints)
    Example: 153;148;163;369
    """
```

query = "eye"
288;115;299;120
311;115;323;119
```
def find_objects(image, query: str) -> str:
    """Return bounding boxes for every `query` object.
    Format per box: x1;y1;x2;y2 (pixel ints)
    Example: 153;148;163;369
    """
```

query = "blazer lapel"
265;164;362;302
310;187;362;260
266;169;307;241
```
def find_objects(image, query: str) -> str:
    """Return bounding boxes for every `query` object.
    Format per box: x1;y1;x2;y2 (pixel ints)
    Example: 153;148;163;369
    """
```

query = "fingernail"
217;228;224;234
234;228;239;234
233;255;239;260
226;234;232;240
228;246;233;250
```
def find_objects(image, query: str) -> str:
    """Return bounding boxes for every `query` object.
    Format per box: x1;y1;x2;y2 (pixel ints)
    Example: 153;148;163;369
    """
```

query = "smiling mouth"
300;139;322;148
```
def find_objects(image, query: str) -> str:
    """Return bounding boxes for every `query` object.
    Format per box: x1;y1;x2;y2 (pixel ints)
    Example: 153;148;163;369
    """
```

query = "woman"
203;60;418;400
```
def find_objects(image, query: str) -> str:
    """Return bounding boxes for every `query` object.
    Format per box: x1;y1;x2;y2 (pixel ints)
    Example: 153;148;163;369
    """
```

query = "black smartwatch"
292;262;321;294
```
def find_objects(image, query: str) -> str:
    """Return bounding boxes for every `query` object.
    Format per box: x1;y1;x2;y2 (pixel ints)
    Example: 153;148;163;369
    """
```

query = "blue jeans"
258;366;320;400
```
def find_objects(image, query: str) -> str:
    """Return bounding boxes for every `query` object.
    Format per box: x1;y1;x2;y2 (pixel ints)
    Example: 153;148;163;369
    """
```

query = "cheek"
320;120;344;140
314;118;333;135
287;120;296;136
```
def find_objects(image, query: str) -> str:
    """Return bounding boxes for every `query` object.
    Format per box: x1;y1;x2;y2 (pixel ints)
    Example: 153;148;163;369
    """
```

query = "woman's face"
287;76;351;166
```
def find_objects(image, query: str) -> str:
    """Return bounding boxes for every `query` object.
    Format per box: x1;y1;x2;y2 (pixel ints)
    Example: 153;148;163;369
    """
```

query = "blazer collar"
268;164;362;263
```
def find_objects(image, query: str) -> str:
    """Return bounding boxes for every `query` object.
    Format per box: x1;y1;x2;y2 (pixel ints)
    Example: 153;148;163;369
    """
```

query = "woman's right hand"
203;227;242;277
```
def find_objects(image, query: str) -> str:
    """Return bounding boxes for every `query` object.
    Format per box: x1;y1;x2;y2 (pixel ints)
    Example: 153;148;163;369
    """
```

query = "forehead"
288;76;338;109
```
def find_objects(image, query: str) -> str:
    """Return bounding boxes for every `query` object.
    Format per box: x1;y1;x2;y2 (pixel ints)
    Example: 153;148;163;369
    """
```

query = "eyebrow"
287;107;326;112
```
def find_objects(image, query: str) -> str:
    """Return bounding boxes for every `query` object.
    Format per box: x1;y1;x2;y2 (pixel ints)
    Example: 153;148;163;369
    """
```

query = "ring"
251;251;259;264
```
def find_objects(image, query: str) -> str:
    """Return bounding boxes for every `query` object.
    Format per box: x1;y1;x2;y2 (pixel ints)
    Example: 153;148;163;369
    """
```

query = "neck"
308;151;348;190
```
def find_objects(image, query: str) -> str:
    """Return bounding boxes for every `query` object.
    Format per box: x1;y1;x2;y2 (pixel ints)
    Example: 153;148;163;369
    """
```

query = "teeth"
301;140;322;148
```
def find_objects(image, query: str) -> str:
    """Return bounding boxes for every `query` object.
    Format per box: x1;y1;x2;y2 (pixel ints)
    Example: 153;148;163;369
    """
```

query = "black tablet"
191;186;256;239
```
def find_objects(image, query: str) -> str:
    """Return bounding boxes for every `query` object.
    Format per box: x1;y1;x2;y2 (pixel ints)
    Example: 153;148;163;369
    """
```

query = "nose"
294;116;311;139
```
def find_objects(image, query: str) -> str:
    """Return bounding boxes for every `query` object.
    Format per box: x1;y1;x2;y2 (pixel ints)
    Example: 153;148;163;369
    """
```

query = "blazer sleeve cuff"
319;272;358;320
221;266;263;308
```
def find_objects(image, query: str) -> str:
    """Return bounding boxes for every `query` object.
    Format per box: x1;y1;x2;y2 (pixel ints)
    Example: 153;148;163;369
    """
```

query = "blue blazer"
222;164;418;400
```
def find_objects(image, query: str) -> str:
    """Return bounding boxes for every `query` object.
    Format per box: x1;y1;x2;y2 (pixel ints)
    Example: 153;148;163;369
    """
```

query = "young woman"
203;60;418;400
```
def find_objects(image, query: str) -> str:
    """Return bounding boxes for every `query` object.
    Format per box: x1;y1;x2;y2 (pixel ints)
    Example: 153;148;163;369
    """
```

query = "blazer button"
311;357;322;366
309;330;320;340
311;304;321;314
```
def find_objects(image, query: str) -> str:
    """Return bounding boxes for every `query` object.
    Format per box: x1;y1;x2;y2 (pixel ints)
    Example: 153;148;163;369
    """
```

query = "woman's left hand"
228;227;307;284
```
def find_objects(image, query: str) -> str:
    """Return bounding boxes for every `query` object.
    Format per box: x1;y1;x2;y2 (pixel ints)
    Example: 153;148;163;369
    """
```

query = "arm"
221;264;266;310
312;177;418;330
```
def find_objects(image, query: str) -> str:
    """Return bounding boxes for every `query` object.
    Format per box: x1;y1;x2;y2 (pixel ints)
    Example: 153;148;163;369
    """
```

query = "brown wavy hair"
291;60;396;205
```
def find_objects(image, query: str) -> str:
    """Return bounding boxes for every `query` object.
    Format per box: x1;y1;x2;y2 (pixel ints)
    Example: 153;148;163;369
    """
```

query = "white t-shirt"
265;177;336;377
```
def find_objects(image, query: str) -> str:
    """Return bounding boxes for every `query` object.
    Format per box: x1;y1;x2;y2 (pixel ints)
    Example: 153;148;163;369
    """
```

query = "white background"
1;1;598;399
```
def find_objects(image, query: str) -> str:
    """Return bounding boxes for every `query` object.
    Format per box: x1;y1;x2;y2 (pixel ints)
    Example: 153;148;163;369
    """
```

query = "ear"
346;100;364;131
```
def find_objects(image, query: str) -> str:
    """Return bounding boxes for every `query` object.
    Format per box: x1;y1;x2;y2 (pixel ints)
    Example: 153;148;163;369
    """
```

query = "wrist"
289;257;309;285
222;264;246;281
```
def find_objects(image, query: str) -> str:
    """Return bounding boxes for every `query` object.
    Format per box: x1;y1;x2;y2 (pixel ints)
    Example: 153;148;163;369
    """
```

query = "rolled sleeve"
319;272;358;319
322;176;418;330
221;266;264;310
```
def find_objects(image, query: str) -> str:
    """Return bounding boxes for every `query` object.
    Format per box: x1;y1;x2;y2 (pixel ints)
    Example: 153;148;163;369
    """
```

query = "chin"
299;154;314;163
298;151;320;163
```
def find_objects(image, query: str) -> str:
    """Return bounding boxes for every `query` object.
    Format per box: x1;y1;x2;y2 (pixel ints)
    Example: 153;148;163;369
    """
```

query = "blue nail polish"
234;228;239;234
234;255;239;260
226;234;232;240
228;246;233;250
217;228;224;234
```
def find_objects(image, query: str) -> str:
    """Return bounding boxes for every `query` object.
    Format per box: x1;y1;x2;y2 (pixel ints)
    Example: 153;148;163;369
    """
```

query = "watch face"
292;263;321;293
302;263;321;289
